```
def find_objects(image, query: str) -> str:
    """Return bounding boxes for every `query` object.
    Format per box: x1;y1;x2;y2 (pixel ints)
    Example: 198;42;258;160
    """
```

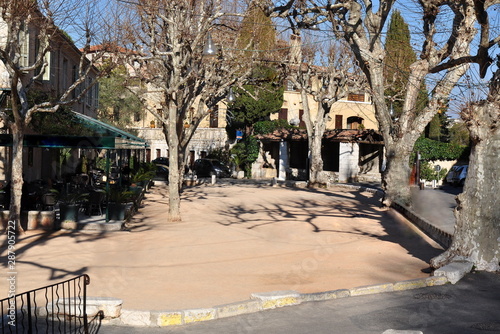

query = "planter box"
27;211;56;230
60;204;80;222
108;203;126;221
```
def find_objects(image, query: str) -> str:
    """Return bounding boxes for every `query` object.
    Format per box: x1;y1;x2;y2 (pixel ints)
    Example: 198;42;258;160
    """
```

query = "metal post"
105;150;110;223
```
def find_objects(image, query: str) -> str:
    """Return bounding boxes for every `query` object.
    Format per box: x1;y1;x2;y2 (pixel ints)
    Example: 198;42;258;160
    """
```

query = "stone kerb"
103;276;449;328
391;201;452;248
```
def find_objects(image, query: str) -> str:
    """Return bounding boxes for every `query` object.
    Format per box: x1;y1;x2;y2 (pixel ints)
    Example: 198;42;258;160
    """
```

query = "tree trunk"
9;125;25;234
431;94;500;271
381;142;413;207
167;102;181;222
308;131;325;187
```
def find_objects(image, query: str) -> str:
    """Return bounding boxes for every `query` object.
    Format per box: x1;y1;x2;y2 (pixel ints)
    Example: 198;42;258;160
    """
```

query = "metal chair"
42;192;57;211
87;190;106;216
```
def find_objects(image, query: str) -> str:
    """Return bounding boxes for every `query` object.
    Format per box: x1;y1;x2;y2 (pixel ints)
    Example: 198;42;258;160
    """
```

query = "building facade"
0;12;100;183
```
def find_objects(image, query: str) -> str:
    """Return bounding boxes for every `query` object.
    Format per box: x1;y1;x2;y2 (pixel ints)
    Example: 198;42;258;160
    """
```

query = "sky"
58;0;499;118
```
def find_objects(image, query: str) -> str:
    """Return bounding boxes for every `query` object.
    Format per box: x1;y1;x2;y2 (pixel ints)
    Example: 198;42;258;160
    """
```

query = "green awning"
0;111;148;149
71;111;148;149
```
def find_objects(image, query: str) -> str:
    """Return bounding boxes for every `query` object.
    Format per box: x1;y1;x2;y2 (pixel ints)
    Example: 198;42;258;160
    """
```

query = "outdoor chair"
42;192;57;211
87;190;106;216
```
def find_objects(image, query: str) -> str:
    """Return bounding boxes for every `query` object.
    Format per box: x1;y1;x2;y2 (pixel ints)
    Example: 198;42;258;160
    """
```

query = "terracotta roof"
255;128;383;144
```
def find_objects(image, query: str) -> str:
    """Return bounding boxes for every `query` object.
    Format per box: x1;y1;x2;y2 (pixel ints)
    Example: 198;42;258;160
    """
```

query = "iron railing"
1;274;90;334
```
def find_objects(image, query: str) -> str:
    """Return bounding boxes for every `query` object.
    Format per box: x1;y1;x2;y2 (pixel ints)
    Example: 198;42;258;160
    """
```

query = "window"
210;106;219;128
348;93;365;102
62;58;68;90
335;115;343;129
285;80;297;91
156;149;161;159
43;51;51;81
299;109;306;128
278;108;288;121
156;109;163;128
86;77;92;105
347;116;364;129
19;25;29;68
72;65;79;98
93;83;99;108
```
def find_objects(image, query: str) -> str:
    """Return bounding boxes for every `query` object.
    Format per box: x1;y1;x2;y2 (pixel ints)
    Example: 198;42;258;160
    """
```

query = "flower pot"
60;204;79;222
108;203;126;221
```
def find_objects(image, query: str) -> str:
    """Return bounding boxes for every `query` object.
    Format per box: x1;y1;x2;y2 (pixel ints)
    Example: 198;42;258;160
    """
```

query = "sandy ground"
1;183;443;311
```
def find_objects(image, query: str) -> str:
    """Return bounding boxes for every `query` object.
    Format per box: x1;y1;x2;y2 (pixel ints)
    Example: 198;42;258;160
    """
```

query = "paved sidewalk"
2;182;442;312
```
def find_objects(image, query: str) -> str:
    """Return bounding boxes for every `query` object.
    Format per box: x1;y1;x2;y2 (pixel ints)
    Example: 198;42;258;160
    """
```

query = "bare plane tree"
286;32;365;186
431;57;500;271
0;0;113;233
265;0;493;206
264;0;500;271
119;0;253;221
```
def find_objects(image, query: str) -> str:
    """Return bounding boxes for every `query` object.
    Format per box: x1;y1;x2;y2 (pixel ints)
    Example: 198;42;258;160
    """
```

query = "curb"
332;183;452;248
98;276;449;327
390;201;452;248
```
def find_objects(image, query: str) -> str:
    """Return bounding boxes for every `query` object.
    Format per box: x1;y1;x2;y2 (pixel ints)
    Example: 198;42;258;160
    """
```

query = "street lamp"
227;87;235;102
202;32;218;56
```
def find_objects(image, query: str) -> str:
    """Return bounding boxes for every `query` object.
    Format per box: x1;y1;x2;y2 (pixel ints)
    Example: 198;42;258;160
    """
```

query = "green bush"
413;137;469;161
254;119;292;135
419;161;448;182
230;136;259;176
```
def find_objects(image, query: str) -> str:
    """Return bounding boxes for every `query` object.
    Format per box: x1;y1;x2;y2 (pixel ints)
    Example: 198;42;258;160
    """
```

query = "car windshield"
212;161;225;168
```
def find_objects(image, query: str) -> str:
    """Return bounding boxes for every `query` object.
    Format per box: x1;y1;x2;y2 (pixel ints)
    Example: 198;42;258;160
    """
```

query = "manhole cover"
471;322;500;331
413;292;452;300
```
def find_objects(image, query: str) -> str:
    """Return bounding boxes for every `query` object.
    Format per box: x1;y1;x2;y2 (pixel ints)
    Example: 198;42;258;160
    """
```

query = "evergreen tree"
98;65;142;129
426;107;450;141
237;4;277;61
228;66;284;134
384;10;427;116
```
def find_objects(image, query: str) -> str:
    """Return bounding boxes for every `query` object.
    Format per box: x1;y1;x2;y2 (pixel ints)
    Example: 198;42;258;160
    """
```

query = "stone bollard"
271;177;277;187
211;174;216;185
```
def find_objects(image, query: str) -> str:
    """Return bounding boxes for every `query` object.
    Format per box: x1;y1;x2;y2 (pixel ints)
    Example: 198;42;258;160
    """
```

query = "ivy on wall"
413;137;469;161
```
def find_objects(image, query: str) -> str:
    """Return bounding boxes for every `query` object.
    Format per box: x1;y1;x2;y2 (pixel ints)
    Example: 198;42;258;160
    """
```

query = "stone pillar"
339;142;359;182
278;141;288;181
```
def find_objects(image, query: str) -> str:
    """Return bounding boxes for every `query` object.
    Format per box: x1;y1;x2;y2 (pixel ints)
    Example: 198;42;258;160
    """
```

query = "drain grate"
471;322;500;331
413;292;452;300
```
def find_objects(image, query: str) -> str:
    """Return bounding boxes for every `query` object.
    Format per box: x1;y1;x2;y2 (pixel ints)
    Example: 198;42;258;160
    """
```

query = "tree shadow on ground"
214;186;442;264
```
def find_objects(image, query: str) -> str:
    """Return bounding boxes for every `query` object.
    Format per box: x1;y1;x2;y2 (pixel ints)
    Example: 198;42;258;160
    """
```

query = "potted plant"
130;164;155;188
59;191;89;222
107;188;134;221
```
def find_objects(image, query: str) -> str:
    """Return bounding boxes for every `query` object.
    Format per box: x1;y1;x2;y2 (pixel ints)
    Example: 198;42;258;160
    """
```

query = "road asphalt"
96;183;500;334
99;271;500;334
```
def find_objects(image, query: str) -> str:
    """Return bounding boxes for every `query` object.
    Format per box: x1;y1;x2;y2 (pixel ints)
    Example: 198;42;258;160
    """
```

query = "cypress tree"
384;10;423;116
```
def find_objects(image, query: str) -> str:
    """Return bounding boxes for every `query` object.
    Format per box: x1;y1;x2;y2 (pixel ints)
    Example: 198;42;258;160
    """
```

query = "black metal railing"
1;274;90;334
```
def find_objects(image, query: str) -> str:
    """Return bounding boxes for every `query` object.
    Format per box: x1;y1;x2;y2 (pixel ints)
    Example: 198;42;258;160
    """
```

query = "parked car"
193;159;231;178
152;157;169;165
445;165;461;184
451;165;468;186
154;164;169;180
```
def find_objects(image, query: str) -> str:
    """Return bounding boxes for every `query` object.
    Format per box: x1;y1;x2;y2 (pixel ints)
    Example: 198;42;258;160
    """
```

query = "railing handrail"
1;274;90;334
